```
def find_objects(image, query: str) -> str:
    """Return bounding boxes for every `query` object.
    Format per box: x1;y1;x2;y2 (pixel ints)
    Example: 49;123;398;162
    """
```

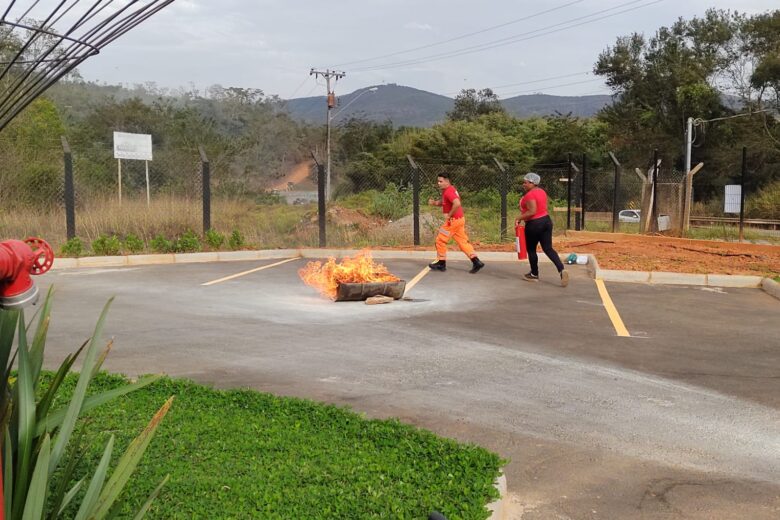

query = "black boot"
469;257;485;274
428;260;446;271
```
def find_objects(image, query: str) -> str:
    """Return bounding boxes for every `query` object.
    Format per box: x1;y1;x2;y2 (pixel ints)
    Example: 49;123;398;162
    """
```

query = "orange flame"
299;251;400;299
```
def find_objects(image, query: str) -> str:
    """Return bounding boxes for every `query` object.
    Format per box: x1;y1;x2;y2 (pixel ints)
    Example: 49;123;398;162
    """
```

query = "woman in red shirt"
515;172;568;286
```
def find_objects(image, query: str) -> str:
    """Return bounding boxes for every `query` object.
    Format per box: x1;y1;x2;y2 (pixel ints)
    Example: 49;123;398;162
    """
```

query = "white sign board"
724;185;741;214
113;132;152;161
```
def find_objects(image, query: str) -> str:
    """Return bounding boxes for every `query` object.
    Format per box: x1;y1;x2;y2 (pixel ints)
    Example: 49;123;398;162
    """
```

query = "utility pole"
310;68;345;201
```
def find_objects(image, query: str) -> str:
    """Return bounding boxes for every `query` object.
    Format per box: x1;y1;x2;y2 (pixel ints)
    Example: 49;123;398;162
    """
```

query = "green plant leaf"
37;375;162;437
4;428;13;519
29;286;55;388
131;474;170;520
0;309;19;434
35;345;85;426
91;339;114;378
90;396;174;518
48;426;88;520
74;435;114;520
13;314;37;518
0;309;18;393
57;479;85;517
49;297;114;474
21;433;50;520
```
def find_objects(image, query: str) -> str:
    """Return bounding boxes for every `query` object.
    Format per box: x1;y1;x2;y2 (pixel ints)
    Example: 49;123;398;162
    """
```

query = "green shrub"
60;237;84;257
205;229;225;250
228;229;245;250
371;184;411;220
174;230;201;253
466;188;501;208
91;234;121;256
255;190;285;205
150;234;174;253
747;180;780;219
123;233;144;254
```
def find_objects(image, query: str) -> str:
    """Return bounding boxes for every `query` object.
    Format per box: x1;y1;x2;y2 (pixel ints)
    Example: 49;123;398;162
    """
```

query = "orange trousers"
435;216;476;260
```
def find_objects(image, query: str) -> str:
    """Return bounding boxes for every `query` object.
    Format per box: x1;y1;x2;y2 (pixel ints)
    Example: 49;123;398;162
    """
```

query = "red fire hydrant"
0;237;54;310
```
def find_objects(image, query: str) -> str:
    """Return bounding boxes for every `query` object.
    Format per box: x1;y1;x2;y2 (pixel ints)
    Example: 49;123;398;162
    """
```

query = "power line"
442;71;592;97
501;78;604;97
351;0;664;73
694;107;778;125
328;0;585;68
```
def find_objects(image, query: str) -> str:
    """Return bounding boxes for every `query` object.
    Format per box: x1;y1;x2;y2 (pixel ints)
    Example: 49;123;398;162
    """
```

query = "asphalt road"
37;257;780;519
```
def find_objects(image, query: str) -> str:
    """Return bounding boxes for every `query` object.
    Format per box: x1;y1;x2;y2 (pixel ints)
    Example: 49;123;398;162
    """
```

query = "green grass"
583;221;640;234
685;226;780;244
774;275;780;283
54;373;503;519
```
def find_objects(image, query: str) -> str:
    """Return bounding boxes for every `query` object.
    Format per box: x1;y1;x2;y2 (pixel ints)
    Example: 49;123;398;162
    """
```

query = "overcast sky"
69;0;777;100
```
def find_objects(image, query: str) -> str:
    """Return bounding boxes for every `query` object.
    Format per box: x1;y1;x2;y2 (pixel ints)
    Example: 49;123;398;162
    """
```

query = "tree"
447;88;505;121
594;9;736;165
335;117;393;162
534;113;608;165
595;8;780;194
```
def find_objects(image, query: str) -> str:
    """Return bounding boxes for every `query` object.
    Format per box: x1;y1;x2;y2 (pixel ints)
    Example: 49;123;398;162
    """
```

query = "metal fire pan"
335;281;406;302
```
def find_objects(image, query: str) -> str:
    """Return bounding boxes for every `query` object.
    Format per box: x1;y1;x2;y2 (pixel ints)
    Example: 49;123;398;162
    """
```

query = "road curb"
487;472;507;520
762;278;780;301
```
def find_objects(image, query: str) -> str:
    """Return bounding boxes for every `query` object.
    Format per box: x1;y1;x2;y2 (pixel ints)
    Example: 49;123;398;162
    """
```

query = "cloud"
404;21;433;31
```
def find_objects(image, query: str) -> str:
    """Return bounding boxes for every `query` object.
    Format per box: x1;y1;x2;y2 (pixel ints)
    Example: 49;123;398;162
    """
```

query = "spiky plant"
0;290;172;519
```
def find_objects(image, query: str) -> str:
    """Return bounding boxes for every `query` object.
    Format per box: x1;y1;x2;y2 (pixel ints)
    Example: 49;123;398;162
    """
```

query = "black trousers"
524;215;564;275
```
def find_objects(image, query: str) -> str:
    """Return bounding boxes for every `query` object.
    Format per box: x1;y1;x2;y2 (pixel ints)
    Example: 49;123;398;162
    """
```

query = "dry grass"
2;196;318;251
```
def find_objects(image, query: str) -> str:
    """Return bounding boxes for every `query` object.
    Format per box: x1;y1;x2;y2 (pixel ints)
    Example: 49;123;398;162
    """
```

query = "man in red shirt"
428;172;485;273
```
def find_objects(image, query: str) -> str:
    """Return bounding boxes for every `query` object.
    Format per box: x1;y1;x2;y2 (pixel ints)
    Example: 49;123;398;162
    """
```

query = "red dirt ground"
479;231;780;277
373;232;780;277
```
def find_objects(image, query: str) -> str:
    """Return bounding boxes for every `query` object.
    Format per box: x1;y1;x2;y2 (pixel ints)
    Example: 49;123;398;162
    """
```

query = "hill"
283;84;613;127
284;84;453;128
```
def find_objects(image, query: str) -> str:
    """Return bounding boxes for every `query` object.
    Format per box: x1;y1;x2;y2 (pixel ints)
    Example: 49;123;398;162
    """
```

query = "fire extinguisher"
515;224;527;260
0;237;54;310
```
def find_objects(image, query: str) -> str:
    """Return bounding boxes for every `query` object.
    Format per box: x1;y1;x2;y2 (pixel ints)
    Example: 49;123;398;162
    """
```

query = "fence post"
61;136;75;240
581;153;587;231
651;149;659;233
407;155;421;246
493;157;508;240
739;146;747;242
609;152;621;233
199;146;211;234
566;153;573;230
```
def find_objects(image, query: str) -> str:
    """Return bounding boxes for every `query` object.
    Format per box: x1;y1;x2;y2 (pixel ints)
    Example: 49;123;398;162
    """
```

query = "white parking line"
201;257;300;286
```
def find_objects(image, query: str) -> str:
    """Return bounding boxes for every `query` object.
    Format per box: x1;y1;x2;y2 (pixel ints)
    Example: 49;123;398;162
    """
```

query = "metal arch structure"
0;0;175;132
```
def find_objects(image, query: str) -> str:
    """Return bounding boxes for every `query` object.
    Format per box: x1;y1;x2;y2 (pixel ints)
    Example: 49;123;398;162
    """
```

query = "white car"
618;209;641;223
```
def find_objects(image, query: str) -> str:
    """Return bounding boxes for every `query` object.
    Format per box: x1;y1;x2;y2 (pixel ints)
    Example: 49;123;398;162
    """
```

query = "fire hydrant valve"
0;237;54;310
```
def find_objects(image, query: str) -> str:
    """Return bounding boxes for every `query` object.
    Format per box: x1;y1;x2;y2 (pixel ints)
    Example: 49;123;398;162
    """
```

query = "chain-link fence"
3;140;777;254
688;148;780;242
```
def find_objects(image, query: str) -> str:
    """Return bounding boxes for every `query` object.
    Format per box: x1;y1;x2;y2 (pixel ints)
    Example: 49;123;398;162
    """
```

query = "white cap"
524;172;541;185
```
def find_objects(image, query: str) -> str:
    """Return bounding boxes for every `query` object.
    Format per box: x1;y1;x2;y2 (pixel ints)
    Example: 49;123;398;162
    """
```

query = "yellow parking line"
594;278;631;337
404;266;431;294
202;257;300;286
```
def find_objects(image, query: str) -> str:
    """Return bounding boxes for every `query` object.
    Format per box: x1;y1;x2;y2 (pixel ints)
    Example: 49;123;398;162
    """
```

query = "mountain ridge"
284;83;613;127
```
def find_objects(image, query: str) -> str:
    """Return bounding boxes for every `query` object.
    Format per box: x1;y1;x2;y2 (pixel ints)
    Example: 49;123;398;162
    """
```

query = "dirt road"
270;161;314;191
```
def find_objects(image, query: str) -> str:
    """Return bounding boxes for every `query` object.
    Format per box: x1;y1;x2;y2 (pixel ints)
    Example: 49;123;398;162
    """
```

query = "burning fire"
299;251;400;299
